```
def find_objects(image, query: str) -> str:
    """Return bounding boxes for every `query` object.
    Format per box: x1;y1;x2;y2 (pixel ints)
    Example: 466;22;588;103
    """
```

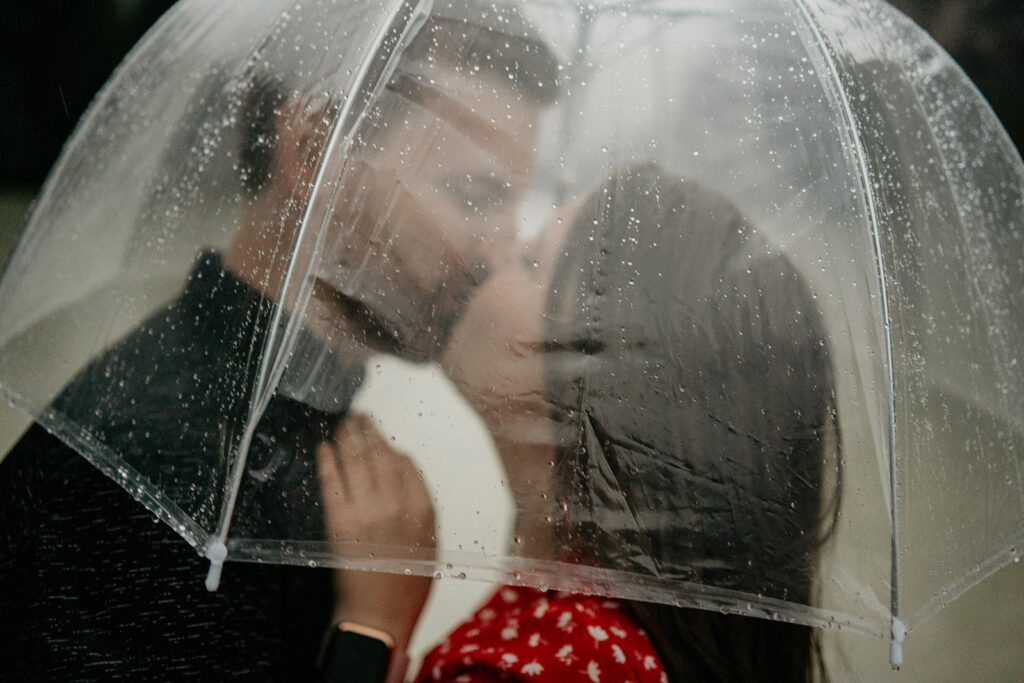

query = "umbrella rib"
202;0;435;592
788;0;903;665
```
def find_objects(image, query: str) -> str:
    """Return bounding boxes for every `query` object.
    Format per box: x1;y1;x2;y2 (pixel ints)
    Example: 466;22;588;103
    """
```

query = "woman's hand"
317;414;435;650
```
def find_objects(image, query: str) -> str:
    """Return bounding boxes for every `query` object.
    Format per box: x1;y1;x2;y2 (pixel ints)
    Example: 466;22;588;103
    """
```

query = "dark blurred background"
1;0;1022;258
892;0;1024;152
0;1;175;185
0;1;176;258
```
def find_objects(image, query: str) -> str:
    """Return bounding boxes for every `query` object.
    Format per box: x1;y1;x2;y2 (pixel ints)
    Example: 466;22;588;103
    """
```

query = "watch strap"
320;621;395;683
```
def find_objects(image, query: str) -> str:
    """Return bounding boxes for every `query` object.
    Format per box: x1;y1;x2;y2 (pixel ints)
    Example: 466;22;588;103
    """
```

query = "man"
0;2;558;679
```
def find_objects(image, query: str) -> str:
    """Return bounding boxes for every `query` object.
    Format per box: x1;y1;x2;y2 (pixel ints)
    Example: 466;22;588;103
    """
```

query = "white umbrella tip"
890;618;907;670
204;541;229;592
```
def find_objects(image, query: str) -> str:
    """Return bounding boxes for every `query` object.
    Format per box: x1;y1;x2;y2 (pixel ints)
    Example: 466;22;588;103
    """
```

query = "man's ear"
270;93;345;202
271;106;315;198
225;101;328;297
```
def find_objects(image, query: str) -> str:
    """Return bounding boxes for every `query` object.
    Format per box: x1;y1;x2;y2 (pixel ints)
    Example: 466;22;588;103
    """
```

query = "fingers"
327;414;423;499
318;414;436;550
316;441;346;500
317;427;377;505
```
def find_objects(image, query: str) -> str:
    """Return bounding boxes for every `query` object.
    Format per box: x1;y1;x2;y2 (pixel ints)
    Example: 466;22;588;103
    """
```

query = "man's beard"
315;253;482;363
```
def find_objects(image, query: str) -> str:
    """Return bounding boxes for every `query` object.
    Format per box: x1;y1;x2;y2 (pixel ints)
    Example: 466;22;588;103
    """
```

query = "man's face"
315;62;541;361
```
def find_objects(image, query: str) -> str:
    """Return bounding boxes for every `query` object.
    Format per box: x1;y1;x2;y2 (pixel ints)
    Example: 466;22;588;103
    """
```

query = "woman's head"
538;163;839;681
544;163;839;602
442;163;839;679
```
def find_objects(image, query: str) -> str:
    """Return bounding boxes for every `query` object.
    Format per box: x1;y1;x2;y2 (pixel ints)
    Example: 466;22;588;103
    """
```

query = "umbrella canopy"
0;0;1021;667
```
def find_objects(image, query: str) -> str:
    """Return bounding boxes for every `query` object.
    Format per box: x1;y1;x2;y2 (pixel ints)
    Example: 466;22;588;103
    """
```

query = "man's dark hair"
238;72;287;196
238;1;560;194
401;3;560;106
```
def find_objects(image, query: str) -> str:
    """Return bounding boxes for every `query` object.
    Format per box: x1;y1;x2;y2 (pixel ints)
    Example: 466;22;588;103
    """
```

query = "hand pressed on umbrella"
316;414;435;651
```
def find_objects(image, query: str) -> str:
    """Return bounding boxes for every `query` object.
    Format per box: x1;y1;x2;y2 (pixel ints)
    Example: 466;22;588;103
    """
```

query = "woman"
319;163;840;682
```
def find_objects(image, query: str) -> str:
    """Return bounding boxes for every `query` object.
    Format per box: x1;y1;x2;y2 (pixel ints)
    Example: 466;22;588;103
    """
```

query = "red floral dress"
415;586;668;683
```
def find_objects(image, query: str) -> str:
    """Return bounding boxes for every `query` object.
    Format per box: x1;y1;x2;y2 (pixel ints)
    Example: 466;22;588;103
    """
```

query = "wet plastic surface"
0;0;1021;647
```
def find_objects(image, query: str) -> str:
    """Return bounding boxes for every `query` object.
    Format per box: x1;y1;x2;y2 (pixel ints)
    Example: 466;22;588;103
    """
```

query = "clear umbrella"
0;0;1021;669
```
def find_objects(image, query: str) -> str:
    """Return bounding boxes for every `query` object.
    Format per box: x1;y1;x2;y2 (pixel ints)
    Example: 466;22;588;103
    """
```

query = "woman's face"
440;203;578;447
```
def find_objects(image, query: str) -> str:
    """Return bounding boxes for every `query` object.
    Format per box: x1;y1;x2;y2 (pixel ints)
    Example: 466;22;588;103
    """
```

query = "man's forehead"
395;56;539;126
382;65;539;176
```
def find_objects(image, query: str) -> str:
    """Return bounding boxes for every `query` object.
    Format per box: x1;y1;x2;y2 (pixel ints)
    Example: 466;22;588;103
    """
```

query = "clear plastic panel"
802;0;1024;634
804;0;1024;631
0;0;423;548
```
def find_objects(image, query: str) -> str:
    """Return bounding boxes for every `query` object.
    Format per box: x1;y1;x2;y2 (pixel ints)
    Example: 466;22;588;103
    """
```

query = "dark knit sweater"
0;253;363;680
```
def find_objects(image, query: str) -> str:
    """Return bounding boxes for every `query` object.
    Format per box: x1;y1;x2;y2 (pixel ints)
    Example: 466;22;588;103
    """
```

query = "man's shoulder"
0;423;121;543
1;422;80;496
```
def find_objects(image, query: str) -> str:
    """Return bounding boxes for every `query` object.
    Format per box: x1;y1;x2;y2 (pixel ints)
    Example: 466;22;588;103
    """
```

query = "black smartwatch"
319;622;395;683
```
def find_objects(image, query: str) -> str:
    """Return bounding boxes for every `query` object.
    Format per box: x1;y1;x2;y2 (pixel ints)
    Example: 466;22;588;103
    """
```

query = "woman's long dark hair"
544;164;840;682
